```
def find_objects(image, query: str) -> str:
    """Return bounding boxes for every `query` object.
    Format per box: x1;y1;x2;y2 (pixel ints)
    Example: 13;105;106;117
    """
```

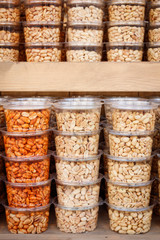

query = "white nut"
0;47;19;62
148;28;160;42
0;7;20;22
149;7;160;23
107;48;143;62
26;47;61;62
0;30;19;43
147;47;160;62
67;49;102;62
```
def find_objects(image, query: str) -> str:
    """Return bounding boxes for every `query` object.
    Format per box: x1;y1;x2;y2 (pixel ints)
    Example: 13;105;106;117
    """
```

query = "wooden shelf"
0;62;160;92
0;207;160;240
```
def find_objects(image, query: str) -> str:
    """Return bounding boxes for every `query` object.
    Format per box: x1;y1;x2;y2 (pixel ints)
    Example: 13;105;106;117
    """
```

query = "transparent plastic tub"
5;178;52;208
55;175;102;207
108;21;145;43
4;98;51;132
106;127;154;158
67;22;104;44
104;150;152;183
105;178;153;208
67;0;104;23
2;152;52;183
4;203;51;234
149;1;160;23
0;43;19;62
66;42;102;62
53;150;102;182
106;42;143;62
54;198;101;233
25;43;62;62
53;128;100;157
23;21;61;43
148;22;160;42
147;42;160;62
150;97;160;124
0;22;19;43
25;0;62;22
54;100;102;132
0;0;20;22
107;202;154;234
108;0;146;21
111;100;157;131
1;129;50;158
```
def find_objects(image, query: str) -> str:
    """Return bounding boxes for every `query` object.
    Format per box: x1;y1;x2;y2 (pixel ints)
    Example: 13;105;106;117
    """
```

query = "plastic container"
53;150;102;182
111;100;157;131
106;127;154;158
54;100;102;132
150;97;160;124
149;1;160;23
0;0;20;22
106;43;143;62
23;21;61;43
53;128;100;157
66;42;102;62
107;202;154;234
67;0;104;23
4;98;51;132
105;178;153;208
5;178;52;208
25;0;62;22
54;198;101;233
104;150;152;183
55;175;102;207
108;0;146;21
67;22;104;44
0;43;19;62
147;42;160;62
108;21;145;43
0;97;7;127
25;43;62;62
4;203;51;234
2;152;52;183
148;22;160;42
1;129;50;158
0;22;19;44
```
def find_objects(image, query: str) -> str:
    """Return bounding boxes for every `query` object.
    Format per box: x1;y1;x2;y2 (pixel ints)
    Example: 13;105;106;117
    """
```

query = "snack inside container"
0;22;20;43
0;43;19;62
148;22;160;42
3;203;51;234
147;42;160;62
0;0;20;22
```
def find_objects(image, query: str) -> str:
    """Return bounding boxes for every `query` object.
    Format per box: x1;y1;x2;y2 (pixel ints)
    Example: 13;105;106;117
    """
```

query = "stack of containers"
1;98;53;234
66;0;104;62
147;0;160;62
103;100;157;234
23;0;63;62
106;0;146;62
0;0;20;62
53;98;103;233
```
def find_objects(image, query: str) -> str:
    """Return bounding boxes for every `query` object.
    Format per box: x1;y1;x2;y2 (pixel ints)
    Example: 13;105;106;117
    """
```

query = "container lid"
1;128;52;137
111;100;157;110
0;43;19;48
150;97;160;104
0;0;20;5
68;21;103;27
108;0;146;5
58;96;103;103
105;177;154;187
23;21;61;27
106;42;144;47
104;97;145;104
67;0;104;6
25;42;62;48
25;0;62;5
108;21;145;27
52;127;101;136
0;97;8;106
65;42;103;47
150;1;160;7
149;22;160;28
105;126;155;136
0;22;20;27
147;42;160;48
3;202;51;212
54;100;102;110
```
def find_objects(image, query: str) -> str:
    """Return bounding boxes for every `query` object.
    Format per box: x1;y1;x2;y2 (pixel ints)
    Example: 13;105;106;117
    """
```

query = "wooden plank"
0;63;160;92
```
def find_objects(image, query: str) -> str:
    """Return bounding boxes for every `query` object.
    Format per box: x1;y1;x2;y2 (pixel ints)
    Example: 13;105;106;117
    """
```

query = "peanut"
0;30;19;43
148;27;160;42
0;47;19;62
107;48;143;62
149;6;160;23
26;47;61;62
66;48;102;62
0;6;20;22
147;47;160;62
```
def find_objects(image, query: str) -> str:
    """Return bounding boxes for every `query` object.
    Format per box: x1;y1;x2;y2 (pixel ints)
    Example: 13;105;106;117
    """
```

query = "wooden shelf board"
0;207;160;240
0;62;160;92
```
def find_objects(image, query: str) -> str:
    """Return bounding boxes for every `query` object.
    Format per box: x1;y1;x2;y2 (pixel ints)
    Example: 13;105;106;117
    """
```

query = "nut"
3;134;49;157
108;208;153;234
109;134;153;158
0;47;19;62
55;134;99;157
6;183;51;208
107;48;143;62
25;5;62;21
68;5;104;23
56;183;100;207
0;30;19;43
5;109;50;132
26;47;61;62
6;209;49;234
24;26;60;43
108;26;144;43
108;4;145;21
112;109;156;131
0;7;20;22
149;7;160;23
67;49;102;62
147;47;160;62
55;206;99;233
106;182;152;208
148;28;160;42
5;158;50;183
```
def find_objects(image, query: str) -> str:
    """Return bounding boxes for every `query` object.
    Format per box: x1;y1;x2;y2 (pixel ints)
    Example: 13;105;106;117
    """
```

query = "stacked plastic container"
23;0;63;62
147;0;160;62
106;0;146;62
103;99;157;234
0;0;20;62
53;98;103;233
66;0;104;62
1;98;52;234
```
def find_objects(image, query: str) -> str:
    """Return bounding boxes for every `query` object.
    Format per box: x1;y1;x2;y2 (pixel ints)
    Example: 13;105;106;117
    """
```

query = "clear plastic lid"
109;0;146;5
0;43;19;48
106;42;144;47
149;22;160;28
54;173;103;186
0;0;20;5
111;100;157;110
25;0;62;5
67;0;104;6
23;21;61;27
104;126;155;136
105;177;154;187
68;21;103;28
149;97;160;104
108;21;145;27
148;42;160;48
58;96;103;103
53;100;102;110
53;128;101;136
53;150;102;162
150;1;160;7
0;97;8;106
0;22;20;27
1;128;52;137
25;42;62;48
104;97;145;104
65;42;103;48
3;202;51;212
